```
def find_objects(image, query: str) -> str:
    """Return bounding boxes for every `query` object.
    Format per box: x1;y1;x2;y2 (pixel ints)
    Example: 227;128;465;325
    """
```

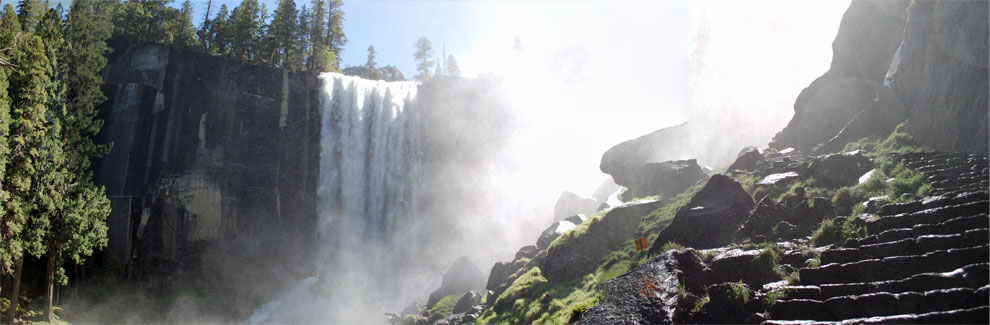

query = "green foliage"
428;294;459;322
764;287;793;305
568;297;598;323
659;241;685;253
810;217;866;247
414;37;433;81
753;242;784;278
727;281;750;305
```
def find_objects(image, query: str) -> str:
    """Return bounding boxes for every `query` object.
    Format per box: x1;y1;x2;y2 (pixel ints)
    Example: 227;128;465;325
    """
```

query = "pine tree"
307;0;326;71
176;0;196;47
207;4;229;55
366;45;382;80
325;0;346;70
266;0;298;69
0;3;16;281
295;5;310;71
414;37;433;81
445;54;460;77
228;0;261;61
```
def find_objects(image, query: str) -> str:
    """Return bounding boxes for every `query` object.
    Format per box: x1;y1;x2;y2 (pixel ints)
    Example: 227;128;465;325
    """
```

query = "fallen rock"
427;257;485;308
452;291;482;314
514;245;540;261
728;147;764;172
651;174;754;250
554;191;602;222
540;200;666;284
619;159;708;201
808;152;874;187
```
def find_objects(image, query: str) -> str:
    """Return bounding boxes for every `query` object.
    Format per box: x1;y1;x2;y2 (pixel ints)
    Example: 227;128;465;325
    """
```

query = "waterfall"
247;73;424;323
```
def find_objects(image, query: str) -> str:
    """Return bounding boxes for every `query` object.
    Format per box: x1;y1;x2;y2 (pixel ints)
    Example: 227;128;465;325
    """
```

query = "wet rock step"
865;200;988;235
823;229;988;264
800;245;989;285
847;215;989;248
930;187;989;197
771;287;987;322
789;263;988;300
930;178;988;190
836;304;989;324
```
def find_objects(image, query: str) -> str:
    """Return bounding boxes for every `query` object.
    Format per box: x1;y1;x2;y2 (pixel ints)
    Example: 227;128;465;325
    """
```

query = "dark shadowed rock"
400;300;424;317
540;200;666;284
536;221;577;250
576;251;683;324
808;152;874;186
485;262;510;292
427;257;485;308
565;214;588;225
618;159;708;201
452;291;482;314
600;123;694;185
514;245;539;261
553;191;601;222
651;175;754;250
737;196;787;241
728;147;764;172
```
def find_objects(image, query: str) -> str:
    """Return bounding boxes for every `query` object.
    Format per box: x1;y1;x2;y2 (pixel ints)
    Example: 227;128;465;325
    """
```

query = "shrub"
567;297;599;323
727;281;750;305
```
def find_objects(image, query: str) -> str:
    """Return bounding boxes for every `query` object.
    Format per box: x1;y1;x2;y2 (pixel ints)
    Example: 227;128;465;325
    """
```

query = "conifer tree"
267;0;299;69
414;37;434;81
208;4;230;55
325;0;345;70
445;54;460;77
229;0;261;61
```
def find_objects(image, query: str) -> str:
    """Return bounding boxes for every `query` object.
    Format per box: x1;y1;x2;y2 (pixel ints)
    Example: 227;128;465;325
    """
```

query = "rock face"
772;0;988;156
95;38;319;314
894;0;988;155
553;191;600;222
341;64;407;81
650;175;754;251
599;123;695;183
771;0;908;152
427;257;485;308
540;200;666;283
536;221;577;250
618;159;707;201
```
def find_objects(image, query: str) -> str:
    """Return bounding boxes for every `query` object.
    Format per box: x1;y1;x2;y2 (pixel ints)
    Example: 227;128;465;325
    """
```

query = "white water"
248;73;423;323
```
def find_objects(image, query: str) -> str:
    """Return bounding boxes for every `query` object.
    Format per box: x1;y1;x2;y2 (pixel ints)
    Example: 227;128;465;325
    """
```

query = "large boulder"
540;200;666;284
426;257;485;308
553;191;601;222
727;147;764;172
591;177;622;202
600;123;695;184
618;159;708;201
650;175;754;251
808;152;873;187
452;291;483;314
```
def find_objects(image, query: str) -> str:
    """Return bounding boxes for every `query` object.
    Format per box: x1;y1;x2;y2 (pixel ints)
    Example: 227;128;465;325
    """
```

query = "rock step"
800;245;988;285
877;191;988;217
928;171;987;183
770;286;988;321
865;200;988;235
837;305;989;324
930;188;990;198
783;263;988;300
823;228;988;264
766;305;990;325
846;214;989;248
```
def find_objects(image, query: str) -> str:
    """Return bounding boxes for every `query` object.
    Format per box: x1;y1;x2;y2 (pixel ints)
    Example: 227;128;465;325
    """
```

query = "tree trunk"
44;219;63;322
5;257;23;324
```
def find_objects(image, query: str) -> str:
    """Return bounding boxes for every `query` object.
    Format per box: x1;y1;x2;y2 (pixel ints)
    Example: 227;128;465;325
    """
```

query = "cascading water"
247;73;425;323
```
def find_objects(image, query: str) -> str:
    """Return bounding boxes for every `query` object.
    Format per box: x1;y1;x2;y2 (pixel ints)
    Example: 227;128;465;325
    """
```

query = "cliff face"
771;0;988;155
94;38;320;315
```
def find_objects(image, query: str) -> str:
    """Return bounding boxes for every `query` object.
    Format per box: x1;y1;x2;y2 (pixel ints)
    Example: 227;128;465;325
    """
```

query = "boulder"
485;262;511;292
808;152;873;187
553;191;602;222
565;214;588;225
427;257;485;308
400;300;424;317
452;291;483;314
651;175;754;251
540;200;666;283
600;123;694;185
736;196;787;241
618;159;708;201
536;221;577;250
727;147;764;172
514;245;540;261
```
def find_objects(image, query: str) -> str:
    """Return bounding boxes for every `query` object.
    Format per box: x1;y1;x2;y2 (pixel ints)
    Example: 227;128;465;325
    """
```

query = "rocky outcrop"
95;38;320;315
426;257;485;308
540;200;665;283
771;0;909;152
772;0;989;156
553;191;600;222
341;64;407;81
650;175;754;251
616;159;708;201
807;152;873;187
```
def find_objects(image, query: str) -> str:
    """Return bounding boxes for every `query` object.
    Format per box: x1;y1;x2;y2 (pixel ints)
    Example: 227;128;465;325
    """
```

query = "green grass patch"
428;294;461;322
727;281;750;305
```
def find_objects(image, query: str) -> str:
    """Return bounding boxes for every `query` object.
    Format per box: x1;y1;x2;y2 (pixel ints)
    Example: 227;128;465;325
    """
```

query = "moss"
764;287;793;305
753;242;785;277
567;296;599;323
810;218;843;247
428;294;461;322
547;209;608;251
658;241;685;253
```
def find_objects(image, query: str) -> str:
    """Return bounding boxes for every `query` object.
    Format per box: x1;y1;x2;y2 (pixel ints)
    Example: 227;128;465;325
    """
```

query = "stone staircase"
765;152;989;324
